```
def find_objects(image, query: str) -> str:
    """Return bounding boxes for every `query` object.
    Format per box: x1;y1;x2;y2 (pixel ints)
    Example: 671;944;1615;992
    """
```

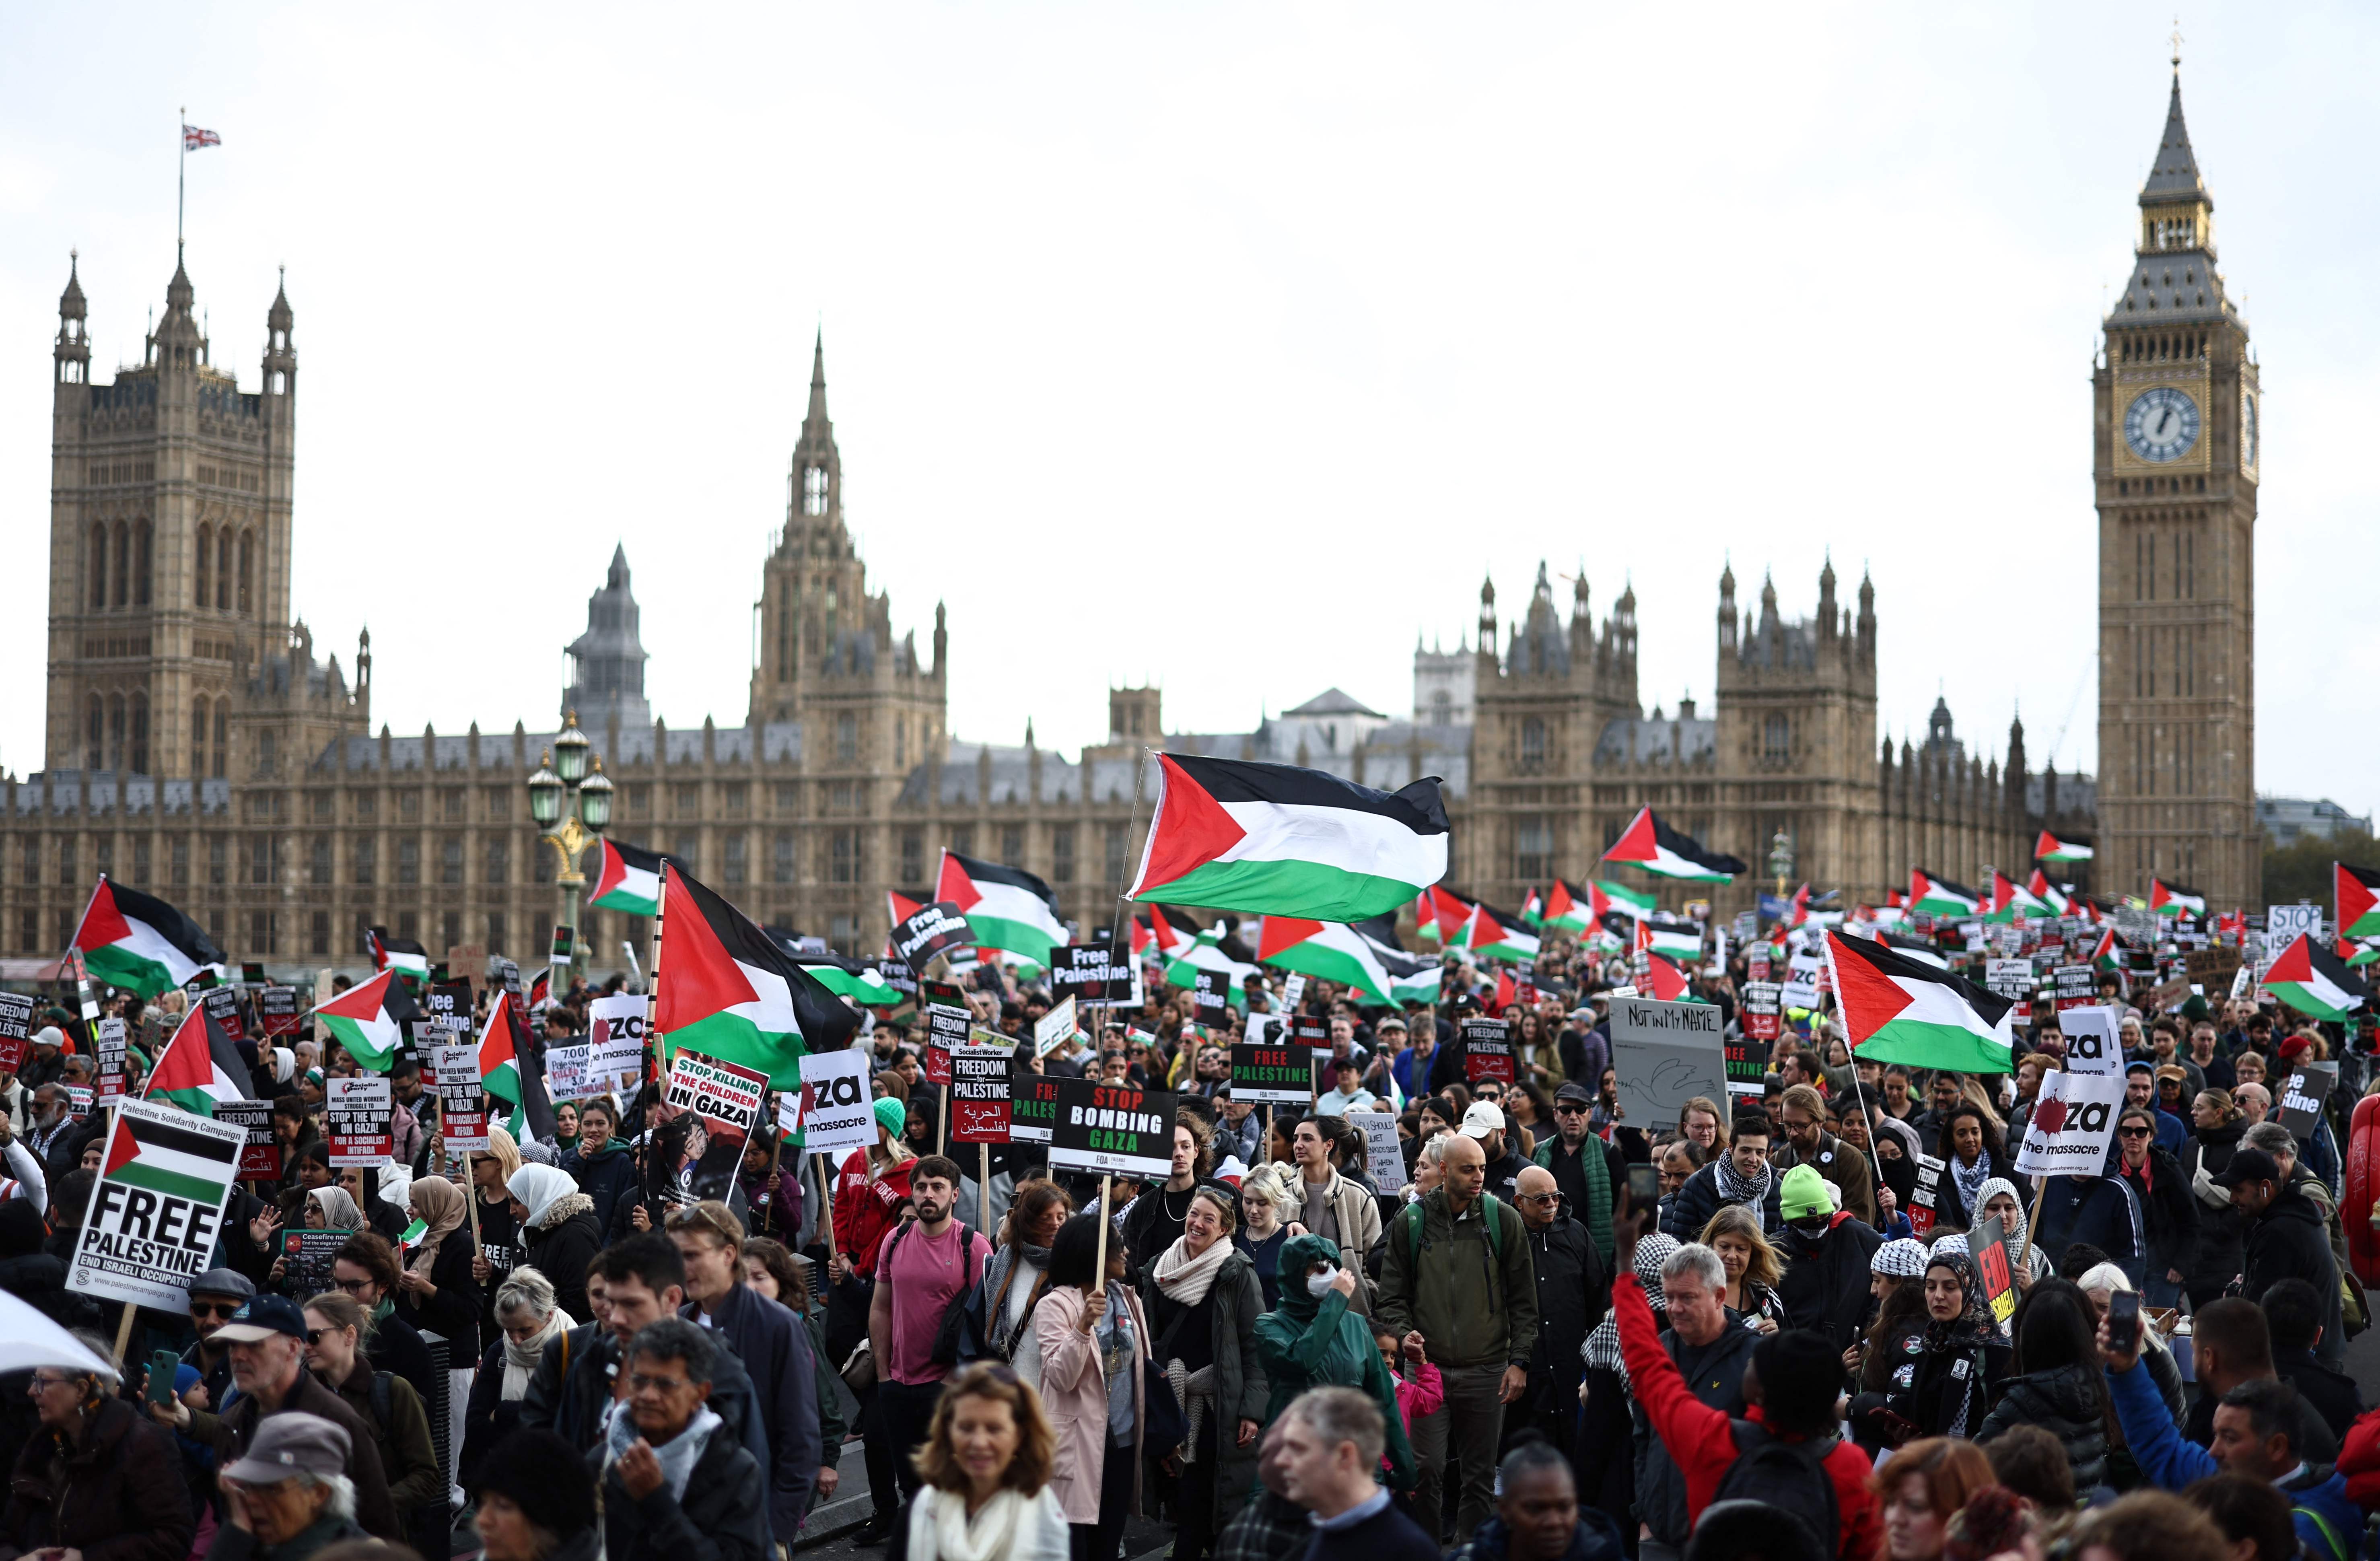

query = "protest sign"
0;991;31;1073
1360;1113;1408;1194
1748;951;1771;984
1971;1214;2019;1325
1230;1044;1319;1105
1723;1021;1769;1102
1740;981;1782;1046
2141;976;2195;1014
1244;1013;1275;1047
1291;1015;1328;1047
1036;996;1080;1059
1052;944;1133;1004
2057;1006;2120;1076
2268;904;2323;948
431;1042;489;1153
258;986;301;1040
2012;1070;2127;1177
2185;945;2242;988
326;1075;393;1167
1780;955;1822;1011
1906;1154;1946;1238
279;1228;350;1295
1985;960;2034;1003
793;1050;875;1155
2053;964;2094;1011
873;960;920;1002
950;1040;1013;1143
542;1044;590;1102
1460;1016;1513;1083
1609;997;1728;1129
924;1003;969;1085
586;995;646;1091
1278;974;1307;1013
66;1099;245;1310
66;1086;92;1122
894;901;977;974
1012;1077;1062;1145
2280;1061;2339;1141
1190;972;1228;1024
93;1017;127;1105
665;1050;768;1151
215;1099;279;1180
202;986;245;1045
1047;1080;1178;1179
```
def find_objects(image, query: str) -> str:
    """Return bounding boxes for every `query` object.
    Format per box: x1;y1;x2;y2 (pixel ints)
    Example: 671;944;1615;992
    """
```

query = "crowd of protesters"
0;909;2377;1561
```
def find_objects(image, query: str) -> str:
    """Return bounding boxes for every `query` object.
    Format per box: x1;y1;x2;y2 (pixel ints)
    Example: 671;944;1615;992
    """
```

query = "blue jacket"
2106;1355;2361;1561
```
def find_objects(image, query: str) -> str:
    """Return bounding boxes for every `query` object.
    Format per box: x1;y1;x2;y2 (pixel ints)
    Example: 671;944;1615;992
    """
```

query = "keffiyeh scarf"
1713;1153;1773;1209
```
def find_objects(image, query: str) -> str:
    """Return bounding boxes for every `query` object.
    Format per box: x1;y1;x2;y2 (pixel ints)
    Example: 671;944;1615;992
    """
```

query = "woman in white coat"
1031;1211;1150;1561
891;1361;1069;1561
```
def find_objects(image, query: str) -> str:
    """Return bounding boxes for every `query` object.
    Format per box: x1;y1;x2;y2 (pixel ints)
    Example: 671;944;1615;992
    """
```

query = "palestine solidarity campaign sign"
68;1098;247;1310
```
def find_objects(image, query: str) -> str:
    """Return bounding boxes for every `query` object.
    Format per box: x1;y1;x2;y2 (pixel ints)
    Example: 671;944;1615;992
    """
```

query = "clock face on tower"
2123;387;2200;462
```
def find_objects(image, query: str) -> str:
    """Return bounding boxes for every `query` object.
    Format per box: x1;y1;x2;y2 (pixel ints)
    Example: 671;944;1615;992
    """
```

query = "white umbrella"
0;1289;122;1377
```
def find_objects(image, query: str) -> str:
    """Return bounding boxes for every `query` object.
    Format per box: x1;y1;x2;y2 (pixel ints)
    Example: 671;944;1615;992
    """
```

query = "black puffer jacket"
1976;1362;2108;1493
2180;1124;2248;1304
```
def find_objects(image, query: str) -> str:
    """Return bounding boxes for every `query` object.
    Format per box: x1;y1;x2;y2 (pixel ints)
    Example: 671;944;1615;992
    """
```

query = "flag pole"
176;109;185;255
639;862;670;1231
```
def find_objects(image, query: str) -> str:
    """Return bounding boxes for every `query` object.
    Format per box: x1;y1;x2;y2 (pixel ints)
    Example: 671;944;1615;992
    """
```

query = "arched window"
1764;713;1790;764
108;695;126;771
134;521;151;606
803;465;830;516
216;530;232;609
195;524;213;608
237;530;253;614
86;696;104;769
192;699;209;776
112;520;129;606
1520;717;1547;771
212;698;230;779
90;524;107;610
130;694;149;775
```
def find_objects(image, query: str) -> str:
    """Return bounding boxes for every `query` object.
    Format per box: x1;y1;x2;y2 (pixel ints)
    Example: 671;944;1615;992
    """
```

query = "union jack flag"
182;124;221;151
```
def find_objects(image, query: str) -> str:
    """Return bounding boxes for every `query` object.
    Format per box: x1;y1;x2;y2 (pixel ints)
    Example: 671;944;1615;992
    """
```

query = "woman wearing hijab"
1881;1246;2009;1445
1250;1233;1416;1490
1972;1176;2054;1284
1870;1114;1923;1234
504;1162;601;1322
1140;1185;1266;1561
1850;1237;1932;1452
393;1174;481;1505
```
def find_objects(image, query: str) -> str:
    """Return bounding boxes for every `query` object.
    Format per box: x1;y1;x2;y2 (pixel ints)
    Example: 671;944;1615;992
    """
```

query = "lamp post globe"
527;754;564;828
552;711;592;787
577;761;614;835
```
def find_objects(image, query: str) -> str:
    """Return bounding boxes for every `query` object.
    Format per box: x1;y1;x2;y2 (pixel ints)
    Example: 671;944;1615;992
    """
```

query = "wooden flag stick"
1092;1174;1113;1285
111;1302;137;1366
2015;1175;2051;1275
978;1142;990;1237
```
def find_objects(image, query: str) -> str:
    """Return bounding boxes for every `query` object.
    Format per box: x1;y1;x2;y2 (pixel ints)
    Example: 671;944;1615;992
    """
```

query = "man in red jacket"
1611;1213;1882;1559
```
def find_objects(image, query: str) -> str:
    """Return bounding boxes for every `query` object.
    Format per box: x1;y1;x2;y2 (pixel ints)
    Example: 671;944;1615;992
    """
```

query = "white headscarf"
507;1163;578;1227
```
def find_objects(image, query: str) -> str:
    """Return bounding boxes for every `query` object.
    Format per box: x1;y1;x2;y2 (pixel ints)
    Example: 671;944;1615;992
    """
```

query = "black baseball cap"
2213;1146;2282;1190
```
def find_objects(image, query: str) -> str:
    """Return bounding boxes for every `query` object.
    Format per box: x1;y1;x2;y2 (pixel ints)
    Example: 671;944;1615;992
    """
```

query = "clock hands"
2154;408;2174;438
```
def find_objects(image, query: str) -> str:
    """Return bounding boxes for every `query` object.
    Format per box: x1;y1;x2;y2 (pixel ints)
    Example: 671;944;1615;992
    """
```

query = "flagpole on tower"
177;107;185;256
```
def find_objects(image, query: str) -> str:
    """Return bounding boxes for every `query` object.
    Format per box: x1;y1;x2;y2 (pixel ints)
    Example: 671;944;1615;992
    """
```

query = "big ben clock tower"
2094;56;2261;909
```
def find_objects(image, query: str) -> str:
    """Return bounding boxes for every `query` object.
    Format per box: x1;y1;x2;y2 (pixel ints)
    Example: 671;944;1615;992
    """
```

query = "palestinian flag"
655;865;862;1086
2034;831;2094;864
142;1004;249;1116
2336;864;2380;939
2339;938;2380;969
1462;902;1541;962
2263;932;2370;1020
589;839;664;917
1642;951;1691;1002
2149;879;2206;919
308;968;419;1073
1164;928;1255;1008
786;947;897;1005
1520;888;1544;929
1258;918;1410;1005
2089;928;2120;972
1909;869;1981;918
1783;883;1812;928
1641;916;1703;962
1824;929;2014;1073
2026;869;2072;916
1138;905;1204;963
1412;890;1441;944
1541;881;1594;935
1363;935;1443;1004
368;927;431;982
1592;879;1656;922
1985;871;2053;925
1421;886;1476;946
939;850;1067;972
1128;753;1451;921
102;1106;241;1203
72;879;224;996
477;994;527;1137
1600;807;1745;883
1876;930;1950;970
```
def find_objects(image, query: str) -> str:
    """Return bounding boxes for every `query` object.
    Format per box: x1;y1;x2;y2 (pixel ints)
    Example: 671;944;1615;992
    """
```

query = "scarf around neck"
501;1305;574;1400
606;1402;721;1499
1151;1234;1231;1308
1950;1149;1993;1215
1713;1153;1772;1209
405;1175;466;1276
922;1487;1030;1561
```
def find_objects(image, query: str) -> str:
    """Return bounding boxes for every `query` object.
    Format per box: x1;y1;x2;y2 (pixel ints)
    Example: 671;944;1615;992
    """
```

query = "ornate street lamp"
527;710;611;970
1767;827;1795;902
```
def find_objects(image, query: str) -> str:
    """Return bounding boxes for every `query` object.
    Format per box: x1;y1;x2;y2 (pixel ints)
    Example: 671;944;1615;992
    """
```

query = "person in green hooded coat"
1251;1233;1416;1490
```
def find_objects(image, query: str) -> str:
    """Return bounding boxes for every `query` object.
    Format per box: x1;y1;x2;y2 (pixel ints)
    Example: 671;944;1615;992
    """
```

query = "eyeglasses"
2117;1125;2152;1138
303;1328;332;1345
333;1277;376;1296
628;1372;690;1393
1553;1103;1590;1115
1516;1192;1559;1205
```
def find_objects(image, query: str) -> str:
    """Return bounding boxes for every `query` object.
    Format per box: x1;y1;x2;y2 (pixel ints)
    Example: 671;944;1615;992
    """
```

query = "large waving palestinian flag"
72;880;224;996
1824;929;2014;1073
1419;886;1476;947
1908;869;1981;918
590;839;665;917
1258;918;1411;1005
1461;902;1541;962
2149;879;2206;919
656;865;862;1085
1985;871;2054;925
939;851;1068;972
143;1004;250;1116
2034;831;2094;864
1601;807;1744;882
2336;863;2380;940
2263;933;2369;1020
1128;753;1450;921
308;969;419;1073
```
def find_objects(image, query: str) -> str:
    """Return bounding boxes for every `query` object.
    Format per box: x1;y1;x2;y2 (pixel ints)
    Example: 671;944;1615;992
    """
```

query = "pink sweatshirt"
1382;1360;1444;1472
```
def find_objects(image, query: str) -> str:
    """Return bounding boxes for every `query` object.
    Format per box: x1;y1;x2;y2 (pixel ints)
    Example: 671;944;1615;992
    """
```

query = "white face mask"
1305;1270;1336;1297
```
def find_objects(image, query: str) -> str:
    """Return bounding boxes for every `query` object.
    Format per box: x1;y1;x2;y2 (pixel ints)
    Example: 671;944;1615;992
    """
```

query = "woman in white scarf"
1143;1185;1266;1561
458;1264;577;1485
900;1361;1068;1561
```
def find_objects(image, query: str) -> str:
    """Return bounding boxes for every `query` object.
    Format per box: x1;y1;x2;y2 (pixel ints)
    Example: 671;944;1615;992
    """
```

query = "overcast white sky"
2;4;2375;814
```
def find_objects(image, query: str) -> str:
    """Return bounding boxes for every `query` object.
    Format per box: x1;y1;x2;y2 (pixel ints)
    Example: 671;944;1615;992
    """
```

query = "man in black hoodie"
2218;1147;2344;1368
2261;1277;2364;1442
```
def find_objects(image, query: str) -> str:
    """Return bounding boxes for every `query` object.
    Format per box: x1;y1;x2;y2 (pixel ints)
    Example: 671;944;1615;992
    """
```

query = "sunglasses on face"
2118;1125;2152;1137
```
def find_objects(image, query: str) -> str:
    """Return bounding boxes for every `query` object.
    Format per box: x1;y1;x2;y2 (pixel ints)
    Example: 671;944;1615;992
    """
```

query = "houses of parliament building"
1;69;2258;980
